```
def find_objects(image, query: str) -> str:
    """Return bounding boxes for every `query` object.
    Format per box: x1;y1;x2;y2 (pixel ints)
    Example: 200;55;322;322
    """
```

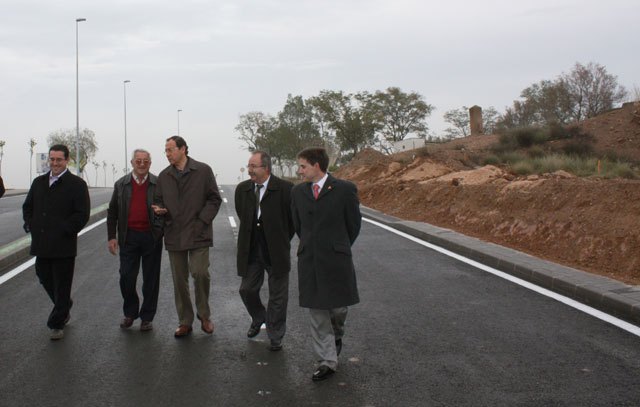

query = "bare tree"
560;62;627;122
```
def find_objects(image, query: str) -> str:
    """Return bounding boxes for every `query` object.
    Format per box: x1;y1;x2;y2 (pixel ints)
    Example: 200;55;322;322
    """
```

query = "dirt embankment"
336;103;640;285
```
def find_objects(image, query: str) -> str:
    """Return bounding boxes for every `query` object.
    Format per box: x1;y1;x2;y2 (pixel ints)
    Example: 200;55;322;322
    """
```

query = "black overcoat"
22;170;90;258
235;175;294;277
291;174;361;309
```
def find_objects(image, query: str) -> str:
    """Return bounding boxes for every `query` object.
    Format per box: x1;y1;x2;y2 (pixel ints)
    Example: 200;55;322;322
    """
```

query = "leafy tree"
367;87;434;142
235;112;274;152
308;90;376;155
47;128;98;174
498;62;627;129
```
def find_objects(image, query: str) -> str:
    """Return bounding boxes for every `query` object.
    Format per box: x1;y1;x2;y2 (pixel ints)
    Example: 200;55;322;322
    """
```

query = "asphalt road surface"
1;185;639;406
0;188;113;247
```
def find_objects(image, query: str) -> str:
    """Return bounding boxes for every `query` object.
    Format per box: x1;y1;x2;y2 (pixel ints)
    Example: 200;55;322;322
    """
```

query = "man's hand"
151;204;168;216
23;223;30;233
108;239;118;255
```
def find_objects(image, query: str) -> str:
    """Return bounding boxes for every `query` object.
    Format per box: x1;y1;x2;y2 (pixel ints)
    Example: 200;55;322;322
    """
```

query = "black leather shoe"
247;320;264;338
269;339;282;351
120;317;134;329
312;365;335;381
335;339;342;356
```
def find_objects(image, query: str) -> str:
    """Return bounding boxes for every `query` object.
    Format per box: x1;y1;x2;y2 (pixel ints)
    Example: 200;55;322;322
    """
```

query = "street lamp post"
75;17;86;176
123;80;131;174
177;109;182;135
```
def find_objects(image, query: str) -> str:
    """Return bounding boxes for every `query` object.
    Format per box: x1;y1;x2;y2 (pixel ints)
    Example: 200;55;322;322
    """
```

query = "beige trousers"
168;247;211;325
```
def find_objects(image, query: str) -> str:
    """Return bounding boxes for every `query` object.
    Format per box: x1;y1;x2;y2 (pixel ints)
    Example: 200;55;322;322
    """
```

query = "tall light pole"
177;109;182;135
75;17;86;175
123;80;131;174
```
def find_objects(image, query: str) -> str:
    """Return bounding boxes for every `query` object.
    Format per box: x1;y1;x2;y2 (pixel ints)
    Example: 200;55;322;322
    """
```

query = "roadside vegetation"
484;124;639;179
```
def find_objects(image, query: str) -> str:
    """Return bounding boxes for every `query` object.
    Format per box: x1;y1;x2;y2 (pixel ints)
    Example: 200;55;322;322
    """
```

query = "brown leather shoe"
120;317;134;329
174;324;193;337
197;315;214;334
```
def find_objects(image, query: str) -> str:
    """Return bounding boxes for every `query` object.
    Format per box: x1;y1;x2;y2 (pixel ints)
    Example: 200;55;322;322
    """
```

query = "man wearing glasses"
235;151;294;351
107;149;164;331
22;144;90;340
152;136;221;337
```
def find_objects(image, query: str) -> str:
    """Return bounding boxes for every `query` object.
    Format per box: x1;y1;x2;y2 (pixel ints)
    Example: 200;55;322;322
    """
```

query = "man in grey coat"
235;151;294;351
291;147;361;381
152;136;222;337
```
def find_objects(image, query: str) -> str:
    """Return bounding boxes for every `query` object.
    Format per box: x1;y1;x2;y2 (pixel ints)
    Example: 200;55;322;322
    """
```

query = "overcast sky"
1;0;638;188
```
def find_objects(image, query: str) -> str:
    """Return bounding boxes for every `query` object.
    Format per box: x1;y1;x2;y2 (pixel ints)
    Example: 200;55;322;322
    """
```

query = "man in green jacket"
152;136;222;337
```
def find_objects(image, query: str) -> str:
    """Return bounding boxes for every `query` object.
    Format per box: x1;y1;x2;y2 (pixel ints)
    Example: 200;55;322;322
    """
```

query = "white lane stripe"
228;216;237;228
0;218;107;286
223;198;228;203
364;217;640;337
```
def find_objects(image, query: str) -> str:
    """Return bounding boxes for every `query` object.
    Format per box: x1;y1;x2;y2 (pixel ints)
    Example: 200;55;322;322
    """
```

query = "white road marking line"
223;198;228;203
364;217;640;337
228;216;237;228
0;218;107;286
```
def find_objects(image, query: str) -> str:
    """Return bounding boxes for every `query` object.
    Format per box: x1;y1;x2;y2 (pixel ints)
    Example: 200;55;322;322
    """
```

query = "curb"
361;206;640;325
0;204;109;273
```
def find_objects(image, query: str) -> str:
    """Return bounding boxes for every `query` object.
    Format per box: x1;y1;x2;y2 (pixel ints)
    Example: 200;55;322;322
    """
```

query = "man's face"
48;150;68;176
297;158;322;183
131;151;151;179
247;153;269;184
165;140;185;166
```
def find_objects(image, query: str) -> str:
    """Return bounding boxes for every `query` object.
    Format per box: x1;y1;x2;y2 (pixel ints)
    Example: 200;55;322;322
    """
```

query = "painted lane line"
228;216;237;228
0;218;107;286
364;217;640;337
223;198;228;203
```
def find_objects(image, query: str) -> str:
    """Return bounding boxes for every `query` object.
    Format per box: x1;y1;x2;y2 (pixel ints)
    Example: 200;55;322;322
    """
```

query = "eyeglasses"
134;159;150;165
48;157;66;163
246;164;265;169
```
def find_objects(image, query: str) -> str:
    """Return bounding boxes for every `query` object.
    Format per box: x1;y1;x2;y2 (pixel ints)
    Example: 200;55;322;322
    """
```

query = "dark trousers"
239;253;289;341
119;229;163;322
35;257;75;330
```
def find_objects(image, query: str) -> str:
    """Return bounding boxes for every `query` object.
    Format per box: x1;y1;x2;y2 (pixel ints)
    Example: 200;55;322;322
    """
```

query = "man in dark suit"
23;144;90;340
0;175;5;198
291;147;361;381
235;151;294;351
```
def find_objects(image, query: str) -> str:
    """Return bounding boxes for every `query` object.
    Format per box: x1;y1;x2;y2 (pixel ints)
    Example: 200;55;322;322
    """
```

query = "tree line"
237;62;630;161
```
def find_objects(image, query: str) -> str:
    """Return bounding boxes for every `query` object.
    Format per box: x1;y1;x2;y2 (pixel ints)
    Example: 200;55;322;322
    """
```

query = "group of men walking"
22;137;361;381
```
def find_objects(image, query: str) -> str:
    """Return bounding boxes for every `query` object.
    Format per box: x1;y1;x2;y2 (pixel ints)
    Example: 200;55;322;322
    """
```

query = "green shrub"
512;161;534;175
562;140;594;157
499;151;527;164
533;154;565;173
513;127;538;148
603;162;638;179
482;155;501;166
414;146;430;157
528;146;546;158
548;122;570;140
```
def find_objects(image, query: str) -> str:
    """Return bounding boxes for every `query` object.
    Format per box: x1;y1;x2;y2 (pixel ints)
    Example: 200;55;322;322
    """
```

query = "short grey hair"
131;148;152;160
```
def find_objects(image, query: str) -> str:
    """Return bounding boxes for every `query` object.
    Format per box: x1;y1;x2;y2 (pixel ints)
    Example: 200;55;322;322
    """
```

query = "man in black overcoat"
235;151;294;351
291;147;361;381
22;144;90;340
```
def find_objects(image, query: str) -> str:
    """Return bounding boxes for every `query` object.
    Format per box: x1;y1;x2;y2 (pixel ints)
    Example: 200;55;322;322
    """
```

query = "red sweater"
128;179;150;231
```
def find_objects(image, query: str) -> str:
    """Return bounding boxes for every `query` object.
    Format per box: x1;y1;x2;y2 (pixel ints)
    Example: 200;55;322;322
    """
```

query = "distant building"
391;138;426;153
